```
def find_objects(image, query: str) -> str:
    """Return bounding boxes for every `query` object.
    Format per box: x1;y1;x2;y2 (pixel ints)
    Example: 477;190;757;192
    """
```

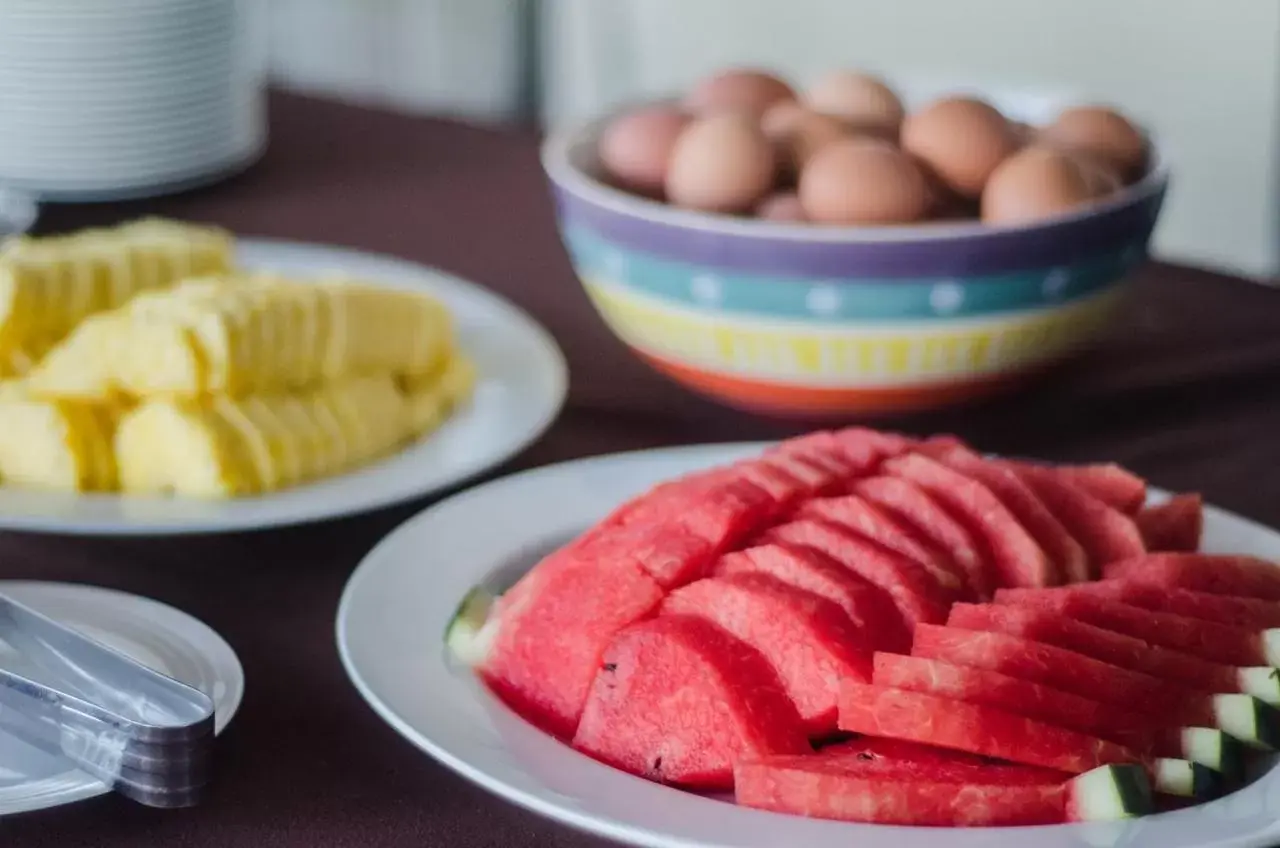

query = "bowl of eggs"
541;68;1168;417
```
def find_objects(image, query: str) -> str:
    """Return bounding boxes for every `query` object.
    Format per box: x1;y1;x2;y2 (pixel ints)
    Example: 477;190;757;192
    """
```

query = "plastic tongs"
0;591;216;808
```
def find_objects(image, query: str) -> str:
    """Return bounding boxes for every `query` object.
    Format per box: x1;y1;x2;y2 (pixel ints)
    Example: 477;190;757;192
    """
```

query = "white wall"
540;0;1280;279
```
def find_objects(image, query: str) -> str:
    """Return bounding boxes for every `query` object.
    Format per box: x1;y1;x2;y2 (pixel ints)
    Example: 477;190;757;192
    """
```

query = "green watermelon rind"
1213;694;1280;751
1151;758;1223;800
1070;764;1153;822
446;587;498;667
1182;727;1246;780
1238;666;1280;707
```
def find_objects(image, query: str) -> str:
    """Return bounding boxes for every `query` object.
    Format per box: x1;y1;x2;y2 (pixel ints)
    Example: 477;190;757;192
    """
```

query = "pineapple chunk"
0;384;119;492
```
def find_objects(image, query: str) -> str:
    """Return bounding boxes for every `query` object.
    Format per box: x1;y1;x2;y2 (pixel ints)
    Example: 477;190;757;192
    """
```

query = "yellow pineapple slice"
114;400;257;498
0;386;113;492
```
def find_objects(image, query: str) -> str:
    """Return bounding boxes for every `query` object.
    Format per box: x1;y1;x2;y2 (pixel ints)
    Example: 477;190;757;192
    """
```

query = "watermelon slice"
772;431;866;477
660;574;875;735
447;550;665;740
764;519;952;626
874;653;1243;777
1104;553;1280;601
1001;581;1280;630
833;426;915;466
818;735;988;765
837;683;1138;773
1135;495;1203;552
1002;461;1146;573
573;522;717;589
852;475;993;598
948;602;1248;695
759;451;844;493
606;472;779;549
712;544;912;653
572;615;810;788
911;624;1279;749
796;494;972;600
917;444;1089;584
993;591;1279;669
882;452;1058;588
735;754;1151;826
731;459;813;507
1051;463;1148;514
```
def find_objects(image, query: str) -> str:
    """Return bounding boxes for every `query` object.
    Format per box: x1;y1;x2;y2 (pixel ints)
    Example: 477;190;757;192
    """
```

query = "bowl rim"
540;98;1171;245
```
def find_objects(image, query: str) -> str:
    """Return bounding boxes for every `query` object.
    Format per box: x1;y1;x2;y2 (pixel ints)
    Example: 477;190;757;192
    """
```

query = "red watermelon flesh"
764;519;952;626
920;445;1090;584
1052;463;1148;514
1003;461;1146;573
883;453;1058;589
734;755;1091;827
911;625;1219;726
1103;553;1280;602
948;602;1243;693
573;522;717;589
660;574;876;735
1135;495;1203;552
797;494;972;600
837;683;1139;773
612;476;779;555
1000;581;1280;630
713;544;912;653
479;550;665;739
731;459;813;506
993;591;1272;668
759;451;844;493
819;735;989;765
852;475;993;599
773;431;866;477
872;654;1192;761
572;615;810;788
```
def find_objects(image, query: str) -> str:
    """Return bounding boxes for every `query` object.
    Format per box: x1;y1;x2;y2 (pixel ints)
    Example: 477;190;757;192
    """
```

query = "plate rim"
336;442;1280;848
0;237;569;536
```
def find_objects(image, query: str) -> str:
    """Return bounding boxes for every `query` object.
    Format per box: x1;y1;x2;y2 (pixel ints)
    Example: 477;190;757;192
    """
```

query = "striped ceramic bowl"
541;103;1169;417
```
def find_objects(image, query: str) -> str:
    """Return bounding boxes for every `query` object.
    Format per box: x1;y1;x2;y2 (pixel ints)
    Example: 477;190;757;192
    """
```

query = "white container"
0;0;269;202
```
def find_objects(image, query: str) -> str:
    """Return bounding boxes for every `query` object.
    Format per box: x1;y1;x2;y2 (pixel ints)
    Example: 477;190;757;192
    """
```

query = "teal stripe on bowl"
562;225;1145;323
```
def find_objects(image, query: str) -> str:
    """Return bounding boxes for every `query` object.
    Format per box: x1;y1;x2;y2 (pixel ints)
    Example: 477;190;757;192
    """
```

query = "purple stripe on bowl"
551;182;1166;280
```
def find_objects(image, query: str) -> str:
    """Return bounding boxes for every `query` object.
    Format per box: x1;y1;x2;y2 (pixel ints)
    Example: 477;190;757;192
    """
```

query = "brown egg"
598;105;690;196
684;68;796;118
804;71;905;132
1073;152;1124;198
1040;105;1146;179
761;102;849;175
799;138;932;225
901;97;1019;198
756;192;808;222
665;113;778;214
981;145;1096;225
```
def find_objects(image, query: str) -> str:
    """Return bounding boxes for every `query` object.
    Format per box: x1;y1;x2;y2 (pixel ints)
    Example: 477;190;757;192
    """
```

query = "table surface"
4;92;1280;847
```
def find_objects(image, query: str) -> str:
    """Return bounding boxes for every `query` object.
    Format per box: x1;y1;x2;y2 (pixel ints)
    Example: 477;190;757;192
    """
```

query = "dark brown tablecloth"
4;92;1280;846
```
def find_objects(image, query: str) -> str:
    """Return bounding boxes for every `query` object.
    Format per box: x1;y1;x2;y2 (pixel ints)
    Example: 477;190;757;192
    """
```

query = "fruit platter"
339;428;1280;847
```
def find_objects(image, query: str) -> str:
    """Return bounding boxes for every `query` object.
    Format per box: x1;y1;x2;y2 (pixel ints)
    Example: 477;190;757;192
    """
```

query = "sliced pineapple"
0;384;119;492
402;353;477;435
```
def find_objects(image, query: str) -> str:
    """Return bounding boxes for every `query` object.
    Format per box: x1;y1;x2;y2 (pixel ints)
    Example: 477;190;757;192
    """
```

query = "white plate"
0;239;567;535
0;580;244;816
337;443;1280;848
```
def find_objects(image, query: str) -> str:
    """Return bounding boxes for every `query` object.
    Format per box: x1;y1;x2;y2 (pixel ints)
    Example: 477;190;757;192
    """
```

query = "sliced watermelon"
918;444;1089;583
1103;553;1280;602
833;426;915;466
660;574;875;735
731;459;813;506
948;602;1245;694
882;452;1058;588
712;544;912;653
993;591;1277;669
1003;461;1146;573
819;735;988;765
764;519;952;626
852;475;993;598
573;522;717;589
1051;463;1148;514
873;653;1243;776
837;683;1138;773
759;451;844;493
1135;494;1203;552
735;754;1151;826
572;615;811;788
797;494;972;600
448;550;665;740
1002;581;1280;630
772;431;866;477
911;625;1279;749
606;472;779;547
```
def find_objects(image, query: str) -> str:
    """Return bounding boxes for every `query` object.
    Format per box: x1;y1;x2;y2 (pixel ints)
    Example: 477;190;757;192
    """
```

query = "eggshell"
684;68;796;118
761;102;850;175
981;145;1095;225
1040;105;1146;179
799;138;931;225
756;192;808;222
804;71;905;132
598;105;690;196
1073;152;1125;198
665;113;778;213
901;97;1019;198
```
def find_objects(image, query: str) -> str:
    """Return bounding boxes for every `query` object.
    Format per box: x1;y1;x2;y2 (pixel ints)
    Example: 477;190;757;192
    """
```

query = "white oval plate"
338;443;1280;848
0;581;244;816
0;239;567;535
